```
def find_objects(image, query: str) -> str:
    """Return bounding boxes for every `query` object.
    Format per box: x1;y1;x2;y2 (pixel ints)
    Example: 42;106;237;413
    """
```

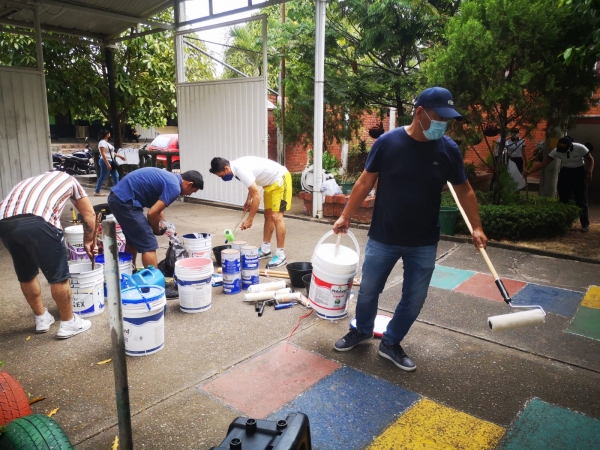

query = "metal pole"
389;107;396;131
102;220;133;450
104;47;122;150
33;5;52;171
312;0;326;217
262;16;268;158
280;3;286;166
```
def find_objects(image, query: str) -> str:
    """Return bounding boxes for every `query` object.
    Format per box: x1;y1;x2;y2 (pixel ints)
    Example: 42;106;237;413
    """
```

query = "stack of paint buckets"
94;252;134;309
221;249;241;294
183;232;212;259
240;245;259;290
174;258;214;312
99;215;127;253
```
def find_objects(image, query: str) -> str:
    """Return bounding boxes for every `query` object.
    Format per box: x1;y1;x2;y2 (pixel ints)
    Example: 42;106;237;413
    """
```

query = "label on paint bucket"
72;283;104;316
309;274;352;316
221;249;240;274
177;275;212;312
241;269;260;290
223;272;241;294
123;309;165;356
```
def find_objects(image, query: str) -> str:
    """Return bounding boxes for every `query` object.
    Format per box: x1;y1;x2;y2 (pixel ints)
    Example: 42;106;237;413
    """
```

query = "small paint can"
221;249;240;274
241;245;259;270
223;272;241;295
242;269;260;290
231;240;248;252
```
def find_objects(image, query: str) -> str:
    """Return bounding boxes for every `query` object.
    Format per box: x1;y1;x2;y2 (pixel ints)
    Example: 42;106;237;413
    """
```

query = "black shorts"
108;193;158;253
0;215;70;283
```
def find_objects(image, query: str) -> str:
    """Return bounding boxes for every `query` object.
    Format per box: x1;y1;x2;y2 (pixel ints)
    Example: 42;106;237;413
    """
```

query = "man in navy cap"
331;87;488;371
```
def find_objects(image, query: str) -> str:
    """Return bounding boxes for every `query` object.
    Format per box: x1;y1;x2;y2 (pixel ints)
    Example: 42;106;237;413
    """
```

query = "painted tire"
0;414;74;450
0;371;31;426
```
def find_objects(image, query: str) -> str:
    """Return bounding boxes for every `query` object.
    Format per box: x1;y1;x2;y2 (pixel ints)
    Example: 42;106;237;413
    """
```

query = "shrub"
441;192;580;240
347;140;369;175
308;149;340;173
291;172;302;196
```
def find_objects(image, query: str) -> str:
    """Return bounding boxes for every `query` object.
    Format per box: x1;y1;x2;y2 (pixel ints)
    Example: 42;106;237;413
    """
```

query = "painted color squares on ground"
454;273;527;303
269;366;420;450
429;265;475;290
369;398;505;450
500;398;600;449
581;285;600;309
512;283;584;317
567;306;600;341
199;343;339;419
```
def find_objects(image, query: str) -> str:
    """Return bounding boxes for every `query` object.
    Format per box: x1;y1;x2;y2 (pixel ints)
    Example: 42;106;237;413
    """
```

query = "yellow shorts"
263;172;292;212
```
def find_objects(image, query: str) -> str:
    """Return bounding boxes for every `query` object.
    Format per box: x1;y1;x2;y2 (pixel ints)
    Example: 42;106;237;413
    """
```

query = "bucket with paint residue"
121;285;166;356
69;261;104;317
99;225;126;253
64;225;88;260
95;252;133;305
183;233;212;259
309;231;360;320
175;258;213;313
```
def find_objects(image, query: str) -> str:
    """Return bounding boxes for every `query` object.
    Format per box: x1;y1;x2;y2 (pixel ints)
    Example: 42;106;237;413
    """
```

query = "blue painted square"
501;398;600;450
429;265;475;290
268;366;420;450
512;284;584;318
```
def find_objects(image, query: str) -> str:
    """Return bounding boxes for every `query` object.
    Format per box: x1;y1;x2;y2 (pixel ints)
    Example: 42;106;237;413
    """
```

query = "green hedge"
291;172;302;196
441;192;580;240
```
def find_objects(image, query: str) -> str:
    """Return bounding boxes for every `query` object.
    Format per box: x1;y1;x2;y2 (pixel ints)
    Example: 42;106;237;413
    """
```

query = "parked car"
147;134;179;170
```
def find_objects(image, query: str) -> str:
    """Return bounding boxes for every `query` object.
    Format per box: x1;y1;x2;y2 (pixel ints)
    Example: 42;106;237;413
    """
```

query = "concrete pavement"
1;188;599;449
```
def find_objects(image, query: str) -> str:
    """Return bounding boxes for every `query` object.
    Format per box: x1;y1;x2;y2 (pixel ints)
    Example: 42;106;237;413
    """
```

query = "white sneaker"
56;314;91;339
35;309;55;333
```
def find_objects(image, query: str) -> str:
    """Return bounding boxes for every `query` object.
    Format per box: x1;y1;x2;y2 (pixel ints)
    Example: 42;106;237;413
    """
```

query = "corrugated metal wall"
177;77;267;206
0;67;52;199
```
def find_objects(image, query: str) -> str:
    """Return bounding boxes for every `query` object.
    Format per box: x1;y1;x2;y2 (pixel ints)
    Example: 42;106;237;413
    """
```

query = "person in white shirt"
524;137;594;232
505;128;526;174
95;129;126;197
210;156;292;269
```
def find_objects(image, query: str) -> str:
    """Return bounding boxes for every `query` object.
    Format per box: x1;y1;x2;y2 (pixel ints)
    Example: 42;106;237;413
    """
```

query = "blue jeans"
355;239;437;346
95;158;119;193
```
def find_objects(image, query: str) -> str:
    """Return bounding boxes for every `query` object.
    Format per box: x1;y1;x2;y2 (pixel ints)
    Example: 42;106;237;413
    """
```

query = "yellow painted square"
581;286;600;310
368;398;505;450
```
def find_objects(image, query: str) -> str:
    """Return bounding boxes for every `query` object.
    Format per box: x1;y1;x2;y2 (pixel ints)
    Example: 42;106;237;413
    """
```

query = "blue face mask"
420;110;448;141
222;173;233;181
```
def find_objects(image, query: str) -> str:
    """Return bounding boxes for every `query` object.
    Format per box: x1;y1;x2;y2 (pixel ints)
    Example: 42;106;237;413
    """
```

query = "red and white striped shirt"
0;172;87;229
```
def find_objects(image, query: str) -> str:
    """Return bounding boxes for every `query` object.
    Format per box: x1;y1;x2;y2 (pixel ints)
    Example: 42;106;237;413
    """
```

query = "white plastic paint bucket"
69;261;104;317
121;285;166;356
221;249;240;274
175;257;214;313
242;269;260;290
95;252;133;304
241;245;259;270
183;233;212;259
99;225;126;253
64;225;88;260
223;272;241;295
231;240;248;252
309;231;360;320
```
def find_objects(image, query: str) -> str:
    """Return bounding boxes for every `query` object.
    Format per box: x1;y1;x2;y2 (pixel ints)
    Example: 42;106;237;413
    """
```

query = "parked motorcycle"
56;138;96;175
52;152;64;170
125;124;140;143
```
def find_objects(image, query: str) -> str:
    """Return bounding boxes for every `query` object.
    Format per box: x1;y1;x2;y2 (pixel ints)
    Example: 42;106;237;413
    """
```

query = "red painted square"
200;343;340;419
454;273;527;302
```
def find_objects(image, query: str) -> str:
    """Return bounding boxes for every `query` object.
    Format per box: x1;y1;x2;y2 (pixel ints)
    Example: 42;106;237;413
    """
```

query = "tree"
560;0;600;66
422;0;600;202
0;10;215;138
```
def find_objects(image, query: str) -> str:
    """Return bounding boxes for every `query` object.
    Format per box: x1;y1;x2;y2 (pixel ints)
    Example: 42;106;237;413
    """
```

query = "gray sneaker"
378;342;416;371
334;329;374;352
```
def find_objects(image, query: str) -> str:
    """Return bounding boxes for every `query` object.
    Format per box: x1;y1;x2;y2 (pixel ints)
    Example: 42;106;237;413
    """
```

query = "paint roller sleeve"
487;309;546;331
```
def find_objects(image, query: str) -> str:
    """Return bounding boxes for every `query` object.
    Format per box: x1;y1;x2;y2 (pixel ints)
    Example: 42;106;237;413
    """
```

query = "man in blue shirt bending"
332;87;488;371
108;168;203;269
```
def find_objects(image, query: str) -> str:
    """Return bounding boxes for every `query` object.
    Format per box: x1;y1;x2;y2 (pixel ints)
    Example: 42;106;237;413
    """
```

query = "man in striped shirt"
0;171;97;338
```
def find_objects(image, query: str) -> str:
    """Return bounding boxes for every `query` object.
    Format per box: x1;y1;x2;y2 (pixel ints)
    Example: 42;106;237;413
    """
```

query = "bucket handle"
310;230;361;264
72;280;104;301
120;274;152;310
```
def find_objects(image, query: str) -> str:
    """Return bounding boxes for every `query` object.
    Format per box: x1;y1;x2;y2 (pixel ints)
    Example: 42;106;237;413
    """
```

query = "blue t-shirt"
111;168;182;209
365;127;466;246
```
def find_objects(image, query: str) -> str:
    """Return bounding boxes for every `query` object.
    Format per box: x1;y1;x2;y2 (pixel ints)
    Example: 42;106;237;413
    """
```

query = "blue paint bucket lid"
95;252;133;264
121;285;165;305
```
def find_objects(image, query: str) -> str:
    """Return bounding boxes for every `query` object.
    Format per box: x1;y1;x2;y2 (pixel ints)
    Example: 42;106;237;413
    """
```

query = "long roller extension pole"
103;220;133;449
446;184;545;331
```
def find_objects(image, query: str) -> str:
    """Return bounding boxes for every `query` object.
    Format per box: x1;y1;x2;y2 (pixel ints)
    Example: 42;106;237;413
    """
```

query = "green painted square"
567;306;600;341
501;399;600;450
430;265;475;290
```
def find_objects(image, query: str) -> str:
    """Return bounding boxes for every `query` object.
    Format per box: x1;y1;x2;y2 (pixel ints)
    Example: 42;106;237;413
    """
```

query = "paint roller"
447;183;545;331
224;209;248;243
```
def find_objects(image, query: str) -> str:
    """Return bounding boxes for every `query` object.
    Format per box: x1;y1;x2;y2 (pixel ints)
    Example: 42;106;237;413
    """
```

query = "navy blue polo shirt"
366;127;466;247
111;167;182;209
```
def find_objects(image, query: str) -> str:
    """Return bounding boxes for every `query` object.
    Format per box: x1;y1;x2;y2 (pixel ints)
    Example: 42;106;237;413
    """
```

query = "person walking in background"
94;129;125;196
505;128;526;174
108;167;204;269
332;87;488;371
0;171;96;338
209;156;292;269
524;137;594;232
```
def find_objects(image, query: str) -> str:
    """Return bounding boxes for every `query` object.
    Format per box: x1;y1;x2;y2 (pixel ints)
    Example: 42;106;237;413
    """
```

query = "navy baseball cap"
415;87;462;120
